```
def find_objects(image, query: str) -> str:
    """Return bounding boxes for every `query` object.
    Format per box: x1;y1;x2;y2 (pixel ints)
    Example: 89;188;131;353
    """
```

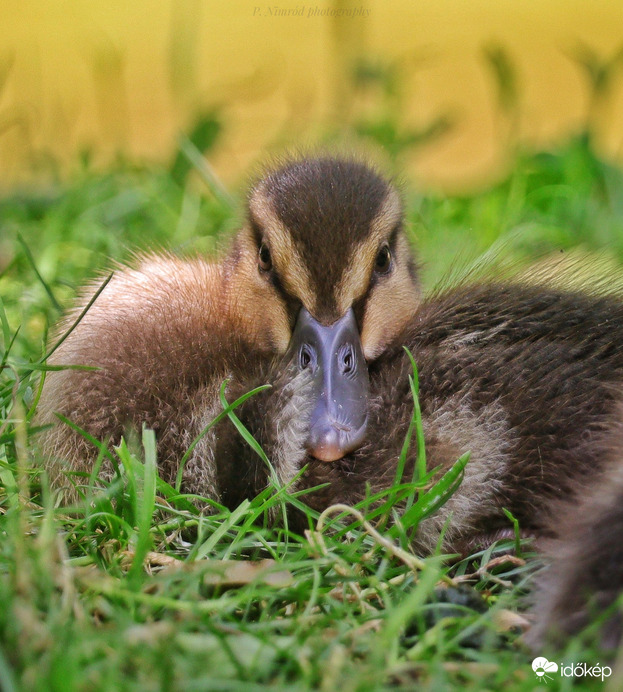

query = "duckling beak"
288;306;369;462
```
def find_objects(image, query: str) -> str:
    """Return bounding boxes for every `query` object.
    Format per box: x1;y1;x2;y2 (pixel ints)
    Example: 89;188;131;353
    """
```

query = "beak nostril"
339;344;355;375
299;344;314;370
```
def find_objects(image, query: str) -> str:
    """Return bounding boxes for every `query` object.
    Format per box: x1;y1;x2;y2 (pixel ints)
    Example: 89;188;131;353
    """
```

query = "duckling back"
241;282;623;552
37;253;270;500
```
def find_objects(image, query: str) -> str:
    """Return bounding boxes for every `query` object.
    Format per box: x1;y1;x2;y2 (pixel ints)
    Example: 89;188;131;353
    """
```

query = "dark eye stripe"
388;221;402;250
269;272;301;327
363;222;404;298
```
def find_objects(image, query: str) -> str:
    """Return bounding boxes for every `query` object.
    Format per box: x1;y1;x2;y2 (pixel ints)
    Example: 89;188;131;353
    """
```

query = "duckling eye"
374;244;392;274
258;243;272;272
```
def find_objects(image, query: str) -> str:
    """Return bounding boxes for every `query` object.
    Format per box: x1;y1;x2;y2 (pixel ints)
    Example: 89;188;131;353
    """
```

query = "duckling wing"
37;255;261;501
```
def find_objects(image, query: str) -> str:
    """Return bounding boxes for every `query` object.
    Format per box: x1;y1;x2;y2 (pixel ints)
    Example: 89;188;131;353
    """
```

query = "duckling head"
229;156;421;462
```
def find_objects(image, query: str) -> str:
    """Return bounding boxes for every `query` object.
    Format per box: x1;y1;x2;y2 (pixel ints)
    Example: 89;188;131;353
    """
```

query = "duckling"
217;280;623;555
37;155;420;499
40;154;623;649
41;155;623;539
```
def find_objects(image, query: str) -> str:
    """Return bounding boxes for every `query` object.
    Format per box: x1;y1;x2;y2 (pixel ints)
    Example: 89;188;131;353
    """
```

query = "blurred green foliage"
351;55;455;159
3;130;623;363
170;111;222;186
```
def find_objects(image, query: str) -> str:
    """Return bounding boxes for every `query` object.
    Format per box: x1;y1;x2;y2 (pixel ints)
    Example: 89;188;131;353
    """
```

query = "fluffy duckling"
40;154;623;650
38;156;420;499
218;281;623;554
214;258;623;652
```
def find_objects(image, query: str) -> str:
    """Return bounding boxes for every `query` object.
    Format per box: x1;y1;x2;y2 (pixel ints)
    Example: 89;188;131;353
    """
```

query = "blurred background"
3;0;623;356
2;0;623;191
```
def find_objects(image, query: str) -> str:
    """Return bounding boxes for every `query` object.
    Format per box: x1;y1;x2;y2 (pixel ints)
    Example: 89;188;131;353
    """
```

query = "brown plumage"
526;411;623;651
38;155;419;498
217;282;623;552
39;154;623;651
38;254;255;498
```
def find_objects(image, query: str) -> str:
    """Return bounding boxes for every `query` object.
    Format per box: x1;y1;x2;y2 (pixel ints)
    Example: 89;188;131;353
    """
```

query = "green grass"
2;136;623;690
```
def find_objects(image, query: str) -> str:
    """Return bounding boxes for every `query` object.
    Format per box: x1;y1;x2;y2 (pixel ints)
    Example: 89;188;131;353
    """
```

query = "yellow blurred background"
2;0;623;191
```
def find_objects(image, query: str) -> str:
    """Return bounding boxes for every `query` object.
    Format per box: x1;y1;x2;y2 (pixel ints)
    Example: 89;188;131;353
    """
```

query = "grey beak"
288;306;369;462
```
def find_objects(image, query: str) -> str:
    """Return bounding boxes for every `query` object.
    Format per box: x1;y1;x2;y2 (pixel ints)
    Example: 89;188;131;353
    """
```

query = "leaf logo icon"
532;657;559;679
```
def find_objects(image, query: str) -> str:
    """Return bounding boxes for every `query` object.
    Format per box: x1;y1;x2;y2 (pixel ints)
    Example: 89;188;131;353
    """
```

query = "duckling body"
38;156;419;498
38;254;269;497
39;154;623;649
218;282;623;552
526;423;623;651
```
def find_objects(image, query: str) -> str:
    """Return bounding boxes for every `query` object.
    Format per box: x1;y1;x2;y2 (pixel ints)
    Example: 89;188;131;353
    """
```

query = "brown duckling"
214;252;623;652
218;281;623;554
39;154;623;651
41;154;623;544
37;155;420;499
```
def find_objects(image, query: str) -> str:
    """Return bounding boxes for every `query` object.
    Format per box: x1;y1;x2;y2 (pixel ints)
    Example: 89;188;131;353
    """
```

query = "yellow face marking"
227;228;292;353
334;188;403;315
361;233;421;359
248;188;316;310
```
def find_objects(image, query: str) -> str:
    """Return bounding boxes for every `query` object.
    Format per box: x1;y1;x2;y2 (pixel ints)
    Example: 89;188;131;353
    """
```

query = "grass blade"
0;295;12;351
177;134;235;209
218;381;290;539
16;232;62;312
175;382;270;491
41;272;114;363
390;451;470;540
502;507;523;558
403;347;427;492
127;427;158;587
